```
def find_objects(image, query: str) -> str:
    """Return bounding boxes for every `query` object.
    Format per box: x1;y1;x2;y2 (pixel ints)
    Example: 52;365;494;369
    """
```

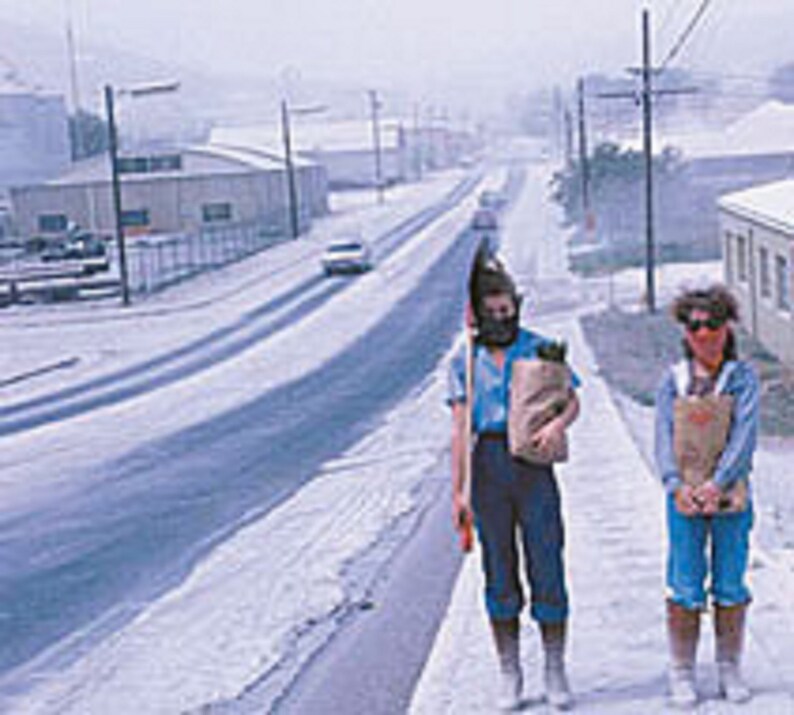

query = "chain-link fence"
114;219;295;295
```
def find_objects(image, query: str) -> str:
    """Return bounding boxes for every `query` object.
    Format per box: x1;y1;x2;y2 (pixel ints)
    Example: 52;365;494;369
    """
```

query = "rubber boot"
541;621;573;710
667;600;701;709
491;617;523;711
715;604;751;703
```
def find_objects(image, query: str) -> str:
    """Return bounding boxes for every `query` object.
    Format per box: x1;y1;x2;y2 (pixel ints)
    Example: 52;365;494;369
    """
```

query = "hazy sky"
1;0;792;96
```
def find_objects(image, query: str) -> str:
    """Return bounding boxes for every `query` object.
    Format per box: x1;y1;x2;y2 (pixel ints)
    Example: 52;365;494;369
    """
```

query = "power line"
660;0;714;71
658;0;688;43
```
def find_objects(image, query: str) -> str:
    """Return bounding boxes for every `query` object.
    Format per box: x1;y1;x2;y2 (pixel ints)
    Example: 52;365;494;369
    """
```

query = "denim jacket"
654;359;760;495
447;328;581;434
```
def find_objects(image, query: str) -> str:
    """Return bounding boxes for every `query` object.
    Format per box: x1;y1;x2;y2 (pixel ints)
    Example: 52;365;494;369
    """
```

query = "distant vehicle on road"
321;237;373;276
41;233;110;274
470;208;499;232
478;190;507;211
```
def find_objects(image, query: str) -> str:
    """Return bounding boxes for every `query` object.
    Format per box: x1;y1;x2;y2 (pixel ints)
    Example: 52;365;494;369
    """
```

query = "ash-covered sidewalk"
410;315;794;714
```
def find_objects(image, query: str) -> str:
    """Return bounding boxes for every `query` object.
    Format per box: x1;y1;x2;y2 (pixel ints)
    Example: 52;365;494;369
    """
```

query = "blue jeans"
472;435;569;623
666;495;753;610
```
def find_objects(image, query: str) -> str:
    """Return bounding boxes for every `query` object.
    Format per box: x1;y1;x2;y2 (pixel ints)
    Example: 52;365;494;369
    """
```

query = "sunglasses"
685;316;725;333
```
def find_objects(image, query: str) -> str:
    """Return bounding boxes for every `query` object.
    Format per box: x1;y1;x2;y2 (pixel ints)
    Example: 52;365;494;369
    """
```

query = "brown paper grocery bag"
673;393;747;512
509;359;571;465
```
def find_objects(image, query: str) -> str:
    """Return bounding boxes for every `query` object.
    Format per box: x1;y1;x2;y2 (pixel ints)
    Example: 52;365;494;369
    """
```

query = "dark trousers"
472;434;569;623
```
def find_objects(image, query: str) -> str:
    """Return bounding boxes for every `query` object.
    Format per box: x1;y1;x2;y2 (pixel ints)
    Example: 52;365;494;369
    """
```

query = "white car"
321;238;373;276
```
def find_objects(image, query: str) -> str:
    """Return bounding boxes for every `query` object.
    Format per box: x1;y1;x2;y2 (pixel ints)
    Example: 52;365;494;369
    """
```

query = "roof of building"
211;119;404;155
23;144;304;189
0;76;62;98
719;178;794;235
669;101;794;160
621;100;794;161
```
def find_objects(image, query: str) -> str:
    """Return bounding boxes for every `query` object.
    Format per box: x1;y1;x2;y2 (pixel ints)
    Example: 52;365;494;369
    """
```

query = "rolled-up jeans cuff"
531;602;569;624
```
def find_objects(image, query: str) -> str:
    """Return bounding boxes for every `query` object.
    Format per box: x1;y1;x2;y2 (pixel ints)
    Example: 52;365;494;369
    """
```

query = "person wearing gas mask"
655;285;759;708
447;251;580;711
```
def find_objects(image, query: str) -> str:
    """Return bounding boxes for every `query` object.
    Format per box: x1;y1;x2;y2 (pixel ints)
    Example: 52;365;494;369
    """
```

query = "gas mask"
477;313;520;347
476;294;521;347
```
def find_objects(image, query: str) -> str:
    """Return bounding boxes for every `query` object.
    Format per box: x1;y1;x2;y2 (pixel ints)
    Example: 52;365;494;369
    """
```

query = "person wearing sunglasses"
447;252;580;711
654;285;759;708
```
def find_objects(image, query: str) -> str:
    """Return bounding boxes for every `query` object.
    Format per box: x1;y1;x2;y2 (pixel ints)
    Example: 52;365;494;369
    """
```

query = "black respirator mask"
475;298;521;348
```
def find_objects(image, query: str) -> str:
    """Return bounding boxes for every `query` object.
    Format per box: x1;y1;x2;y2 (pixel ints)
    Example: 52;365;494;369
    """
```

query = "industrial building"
10;144;328;240
212;120;408;189
211;119;479;190
719;178;794;366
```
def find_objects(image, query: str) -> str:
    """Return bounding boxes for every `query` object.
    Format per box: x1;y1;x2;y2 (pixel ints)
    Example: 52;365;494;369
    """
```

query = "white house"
719;178;794;366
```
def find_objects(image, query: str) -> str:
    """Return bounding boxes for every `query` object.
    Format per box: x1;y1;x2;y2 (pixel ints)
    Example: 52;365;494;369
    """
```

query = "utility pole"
65;0;83;160
595;8;698;314
281;99;300;239
368;89;385;203
413;102;423;180
577;78;593;231
104;85;130;306
563;107;574;168
641;8;657;313
552;85;563;161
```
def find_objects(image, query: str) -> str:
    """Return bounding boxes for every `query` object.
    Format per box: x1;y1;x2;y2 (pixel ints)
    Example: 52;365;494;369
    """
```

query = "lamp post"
104;80;180;306
368;89;384;204
280;100;326;240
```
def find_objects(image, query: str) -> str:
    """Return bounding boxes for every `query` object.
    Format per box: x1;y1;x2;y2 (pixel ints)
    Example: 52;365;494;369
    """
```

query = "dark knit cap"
468;248;519;314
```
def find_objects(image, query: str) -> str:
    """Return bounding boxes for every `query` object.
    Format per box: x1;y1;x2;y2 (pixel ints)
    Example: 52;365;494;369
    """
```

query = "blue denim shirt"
447;328;581;433
654;359;760;495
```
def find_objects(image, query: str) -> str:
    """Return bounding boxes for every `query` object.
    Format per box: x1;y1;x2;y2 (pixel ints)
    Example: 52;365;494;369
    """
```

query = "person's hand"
695;480;722;515
453;491;473;531
674;484;701;516
532;418;566;459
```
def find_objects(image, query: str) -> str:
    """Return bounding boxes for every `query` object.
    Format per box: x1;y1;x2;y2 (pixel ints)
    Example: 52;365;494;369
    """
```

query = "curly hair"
672;284;739;362
671;284;739;325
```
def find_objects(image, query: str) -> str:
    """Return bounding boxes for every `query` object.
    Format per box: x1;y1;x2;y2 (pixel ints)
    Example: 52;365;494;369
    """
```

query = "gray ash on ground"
581;308;794;437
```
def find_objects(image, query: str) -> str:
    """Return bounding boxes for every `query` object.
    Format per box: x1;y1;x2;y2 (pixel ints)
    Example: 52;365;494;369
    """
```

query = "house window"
759;246;771;298
202;202;233;223
121;209;150;228
38;214;68;233
736;234;748;282
775;254;791;312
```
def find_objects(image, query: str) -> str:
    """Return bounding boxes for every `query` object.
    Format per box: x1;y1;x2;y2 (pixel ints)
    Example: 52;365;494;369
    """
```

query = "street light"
280;100;326;240
368;89;385;204
104;80;180;306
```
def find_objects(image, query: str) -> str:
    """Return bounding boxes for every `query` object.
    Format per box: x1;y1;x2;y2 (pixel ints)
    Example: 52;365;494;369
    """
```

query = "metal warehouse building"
10;144;328;240
211;120;409;190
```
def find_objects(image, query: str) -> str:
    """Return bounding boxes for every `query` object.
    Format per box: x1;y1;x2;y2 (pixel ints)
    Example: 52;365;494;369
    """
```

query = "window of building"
150;154;182;172
202;202;233;223
117;154;182;174
759;246;771;298
736;234;748;282
38;214;68;233
117;156;149;174
775;254;791;312
121;209;150;228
